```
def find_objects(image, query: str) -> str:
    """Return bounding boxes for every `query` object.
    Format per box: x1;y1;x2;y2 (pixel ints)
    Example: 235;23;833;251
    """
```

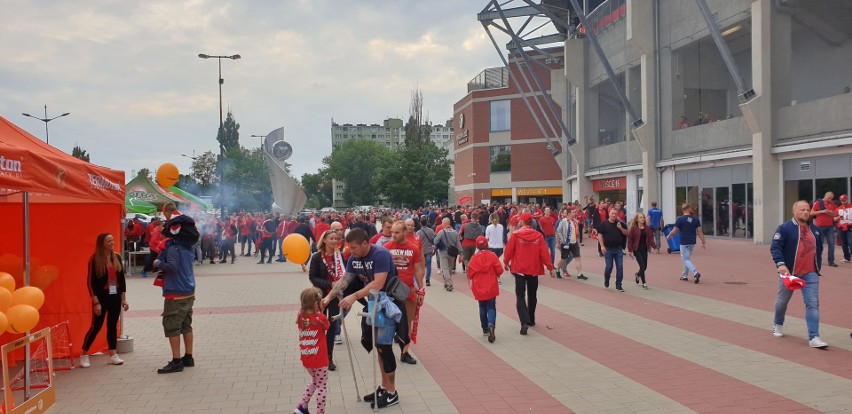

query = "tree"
190;151;218;188
71;145;90;162
220;145;272;212
136;168;152;179
301;168;333;209
404;87;432;146
217;111;241;152
376;141;452;208
325;139;392;206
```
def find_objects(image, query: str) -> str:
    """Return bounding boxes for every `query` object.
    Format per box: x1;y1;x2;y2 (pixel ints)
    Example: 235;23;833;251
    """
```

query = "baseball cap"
841;194;848;201
476;236;488;250
520;212;533;222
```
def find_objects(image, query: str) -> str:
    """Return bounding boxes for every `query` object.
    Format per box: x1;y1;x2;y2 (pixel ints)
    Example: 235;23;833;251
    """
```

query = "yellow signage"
491;188;512;197
516;187;562;196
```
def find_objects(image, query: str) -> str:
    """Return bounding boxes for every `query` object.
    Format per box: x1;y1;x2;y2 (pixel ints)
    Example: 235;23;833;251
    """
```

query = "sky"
0;0;517;181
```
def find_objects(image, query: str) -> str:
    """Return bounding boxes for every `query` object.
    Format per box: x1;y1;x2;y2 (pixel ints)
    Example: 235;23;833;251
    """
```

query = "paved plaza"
47;237;852;414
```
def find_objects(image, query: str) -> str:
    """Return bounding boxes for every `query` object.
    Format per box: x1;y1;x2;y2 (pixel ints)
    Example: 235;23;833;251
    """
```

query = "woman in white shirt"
485;213;505;258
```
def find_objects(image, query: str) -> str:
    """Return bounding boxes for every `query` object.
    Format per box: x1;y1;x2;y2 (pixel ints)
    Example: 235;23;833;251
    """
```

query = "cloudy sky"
1;0;518;181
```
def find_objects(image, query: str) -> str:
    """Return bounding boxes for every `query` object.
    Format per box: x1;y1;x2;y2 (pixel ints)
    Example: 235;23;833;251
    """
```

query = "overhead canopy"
126;173;183;206
126;195;158;214
0;115;124;356
166;185;212;211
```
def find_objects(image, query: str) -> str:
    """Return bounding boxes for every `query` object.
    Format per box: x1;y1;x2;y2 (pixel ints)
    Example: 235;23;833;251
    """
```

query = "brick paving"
40;237;852;413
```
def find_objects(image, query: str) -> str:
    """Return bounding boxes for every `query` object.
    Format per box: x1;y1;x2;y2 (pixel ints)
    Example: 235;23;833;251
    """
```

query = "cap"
476;236;488;249
841;194;848;201
782;274;806;291
520;212;533;222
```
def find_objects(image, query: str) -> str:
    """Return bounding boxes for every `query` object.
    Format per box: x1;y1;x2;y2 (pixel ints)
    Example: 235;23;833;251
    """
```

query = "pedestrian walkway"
45;239;852;413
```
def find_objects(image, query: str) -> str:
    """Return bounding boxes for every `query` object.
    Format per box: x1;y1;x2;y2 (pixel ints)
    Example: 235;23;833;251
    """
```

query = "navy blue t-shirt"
345;244;397;288
647;208;663;228
674;215;701;245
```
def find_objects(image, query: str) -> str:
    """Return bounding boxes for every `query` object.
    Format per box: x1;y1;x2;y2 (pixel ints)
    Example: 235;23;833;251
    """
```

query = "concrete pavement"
45;237;852;413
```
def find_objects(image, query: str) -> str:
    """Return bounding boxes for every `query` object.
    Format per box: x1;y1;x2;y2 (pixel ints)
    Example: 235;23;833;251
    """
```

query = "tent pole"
23;191;31;400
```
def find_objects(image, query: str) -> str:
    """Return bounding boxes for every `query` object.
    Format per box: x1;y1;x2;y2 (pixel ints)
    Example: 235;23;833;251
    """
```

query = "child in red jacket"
295;287;330;414
467;236;504;343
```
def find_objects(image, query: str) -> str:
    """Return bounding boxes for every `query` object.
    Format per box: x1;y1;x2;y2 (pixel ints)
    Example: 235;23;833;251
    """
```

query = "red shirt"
297;312;329;369
812;199;837;227
538;216;556;236
793;224;817;276
383;240;422;295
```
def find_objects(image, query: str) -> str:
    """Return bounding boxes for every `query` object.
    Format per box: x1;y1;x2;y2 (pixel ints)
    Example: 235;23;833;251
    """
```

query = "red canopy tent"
0;115;125;356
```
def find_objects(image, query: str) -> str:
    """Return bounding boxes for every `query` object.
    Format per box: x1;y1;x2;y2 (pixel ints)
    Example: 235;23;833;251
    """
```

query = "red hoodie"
466;249;503;301
503;226;553;275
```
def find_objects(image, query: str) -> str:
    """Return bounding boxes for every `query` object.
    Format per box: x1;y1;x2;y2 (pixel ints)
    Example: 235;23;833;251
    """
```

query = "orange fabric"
0;116;124;204
0;116;125;355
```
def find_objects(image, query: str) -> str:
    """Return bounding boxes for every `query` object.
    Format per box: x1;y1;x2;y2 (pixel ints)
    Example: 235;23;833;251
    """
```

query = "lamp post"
251;134;266;151
21;105;69;145
198;53;240;218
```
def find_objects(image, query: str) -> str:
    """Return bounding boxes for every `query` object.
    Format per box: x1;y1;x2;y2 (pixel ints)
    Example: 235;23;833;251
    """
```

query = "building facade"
459;0;852;244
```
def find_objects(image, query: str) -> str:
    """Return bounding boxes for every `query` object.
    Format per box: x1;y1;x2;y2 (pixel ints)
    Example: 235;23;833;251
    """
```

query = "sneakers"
79;354;90;368
616;287;625;292
334;334;342;344
694;273;701;284
446;285;454;292
426;281;431;286
642;283;648;290
293;403;311;414
635;273;640;285
520;324;529;335
577;274;588;280
108;354;124;365
363;386;385;403
482;331;489;336
773;324;784;337
181;354;195;367
372;390;399;409
257;260;265;264
604;279;610;288
157;360;184;374
488;325;495;343
555;270;562;279
809;336;829;349
328;360;336;371
141;271;148;278
828;262;838;267
400;352;417;365
680;276;689;281
219;259;227;264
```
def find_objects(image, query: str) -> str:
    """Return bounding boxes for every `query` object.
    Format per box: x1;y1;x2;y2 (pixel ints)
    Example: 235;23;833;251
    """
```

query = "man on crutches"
322;228;408;409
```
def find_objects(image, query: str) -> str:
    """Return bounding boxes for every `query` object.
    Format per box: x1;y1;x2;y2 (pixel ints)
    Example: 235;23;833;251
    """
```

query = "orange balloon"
0;272;15;293
31;265;60;290
0;289;11;312
0;255;24;281
6;304;39;334
282;234;311;264
11;286;45;310
0;312;7;334
156;163;180;188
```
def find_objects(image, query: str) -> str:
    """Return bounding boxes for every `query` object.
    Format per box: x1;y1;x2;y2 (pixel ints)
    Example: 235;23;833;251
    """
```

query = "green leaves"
325;139;392;206
71;145;91;162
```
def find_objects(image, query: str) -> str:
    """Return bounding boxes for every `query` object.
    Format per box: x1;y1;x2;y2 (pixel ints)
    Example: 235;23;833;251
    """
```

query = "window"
490;145;511;172
490;100;510;132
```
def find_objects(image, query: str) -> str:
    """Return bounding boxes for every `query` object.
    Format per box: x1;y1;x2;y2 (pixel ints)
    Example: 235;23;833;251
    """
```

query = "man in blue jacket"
770;200;828;349
154;214;199;372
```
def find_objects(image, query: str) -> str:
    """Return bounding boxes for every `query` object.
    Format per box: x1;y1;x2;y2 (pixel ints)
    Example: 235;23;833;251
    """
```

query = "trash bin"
663;224;680;254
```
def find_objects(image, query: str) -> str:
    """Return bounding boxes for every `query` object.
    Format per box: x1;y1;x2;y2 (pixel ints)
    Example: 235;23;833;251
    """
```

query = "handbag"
442;231;459;257
384;275;411;302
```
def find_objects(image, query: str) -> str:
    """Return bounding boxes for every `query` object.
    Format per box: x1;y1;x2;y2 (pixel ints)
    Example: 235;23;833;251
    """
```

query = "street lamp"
198;52;240;218
21;105;69;145
251;134;266;150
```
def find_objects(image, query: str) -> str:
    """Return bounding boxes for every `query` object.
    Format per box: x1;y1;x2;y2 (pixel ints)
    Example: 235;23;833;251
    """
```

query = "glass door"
700;187;715;236
716;186;731;236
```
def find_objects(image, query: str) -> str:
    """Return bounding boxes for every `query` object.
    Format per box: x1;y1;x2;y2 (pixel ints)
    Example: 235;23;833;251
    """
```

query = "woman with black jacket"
308;229;346;371
81;233;129;368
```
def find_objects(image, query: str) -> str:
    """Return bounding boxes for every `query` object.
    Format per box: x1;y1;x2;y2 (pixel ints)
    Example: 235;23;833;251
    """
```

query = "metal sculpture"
261;127;306;216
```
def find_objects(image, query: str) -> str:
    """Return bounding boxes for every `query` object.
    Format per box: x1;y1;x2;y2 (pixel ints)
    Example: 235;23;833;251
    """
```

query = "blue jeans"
603;248;624;288
478;298;496;333
679;244;699;277
651;226;662;252
424;252;433;282
544;236;556;266
841;229;852;262
817;225;836;264
773;272;820;340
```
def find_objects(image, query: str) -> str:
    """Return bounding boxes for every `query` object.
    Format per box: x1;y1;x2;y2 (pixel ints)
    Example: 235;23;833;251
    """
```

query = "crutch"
331;310;363;402
357;289;380;412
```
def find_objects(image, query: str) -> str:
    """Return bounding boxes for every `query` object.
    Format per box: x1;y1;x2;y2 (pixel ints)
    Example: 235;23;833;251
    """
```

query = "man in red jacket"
503;212;554;335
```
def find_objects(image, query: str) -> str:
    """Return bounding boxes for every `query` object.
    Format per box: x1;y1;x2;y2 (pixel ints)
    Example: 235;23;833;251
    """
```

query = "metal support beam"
478;5;541;21
694;0;756;103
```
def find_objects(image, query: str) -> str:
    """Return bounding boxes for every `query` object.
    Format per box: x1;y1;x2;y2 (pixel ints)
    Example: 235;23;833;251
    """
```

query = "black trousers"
259;238;273;262
635;249;649;283
323;298;340;360
82;294;122;351
514;274;538;326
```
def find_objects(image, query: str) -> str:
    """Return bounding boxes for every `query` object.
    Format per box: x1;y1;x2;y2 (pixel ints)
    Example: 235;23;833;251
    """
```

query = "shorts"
162;297;194;337
561;243;580;259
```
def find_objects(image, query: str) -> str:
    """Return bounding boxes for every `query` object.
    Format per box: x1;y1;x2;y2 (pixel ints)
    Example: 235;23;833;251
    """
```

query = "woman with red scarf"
308;230;347;372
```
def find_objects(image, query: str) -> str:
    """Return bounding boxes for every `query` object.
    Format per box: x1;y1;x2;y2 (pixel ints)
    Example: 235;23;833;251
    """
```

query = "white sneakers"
773;324;784;337
809;337;829;349
80;353;125;367
109;354;125;365
334;334;342;344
